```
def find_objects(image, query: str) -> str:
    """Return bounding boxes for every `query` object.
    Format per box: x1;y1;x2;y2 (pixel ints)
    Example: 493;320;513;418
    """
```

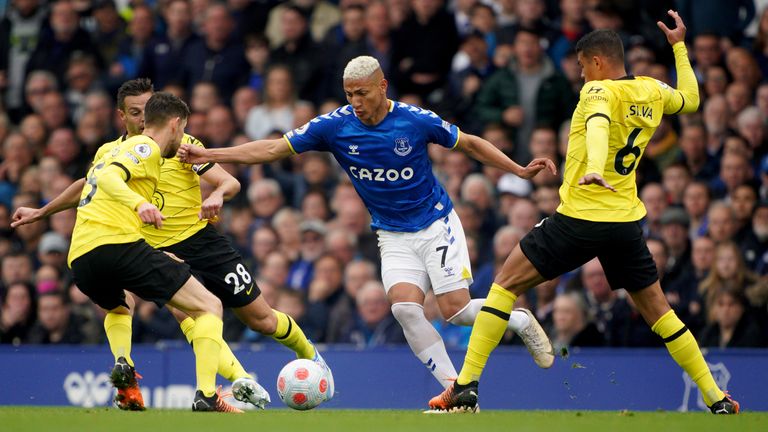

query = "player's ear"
380;78;388;94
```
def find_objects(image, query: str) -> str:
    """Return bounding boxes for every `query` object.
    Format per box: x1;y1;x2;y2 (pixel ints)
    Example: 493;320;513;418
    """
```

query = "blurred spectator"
547;0;588;68
45;128;88;179
140;0;198;89
36;231;68;270
26;0;102;81
325;228;358;267
0;281;36;344
91;0;127;72
507;197;539;234
231;86;259;131
747;201;768;275
301;189;331;222
269;5;327;104
699;241;768;326
0;0;47;121
678;0;754;44
304;253;345;341
343;280;405;347
474;27;574;163
204;105;237;148
640;182;667;239
115;5;155;81
286;219;327;291
261;250;290;287
325;258;376;342
699;287;765;348
265;0;341;48
683;181;711;238
27;291;87;344
190;81;220;113
65;54;103;122
245;65;296;140
471;225;522;298
247;178;285;228
391;0;459;99
1;252;33;288
706;201;738;244
551;291;604;351
179;3;248;102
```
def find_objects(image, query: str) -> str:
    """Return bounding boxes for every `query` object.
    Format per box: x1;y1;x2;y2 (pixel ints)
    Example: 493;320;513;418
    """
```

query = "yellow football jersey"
68;136;161;264
557;44;698;223
94;133;213;248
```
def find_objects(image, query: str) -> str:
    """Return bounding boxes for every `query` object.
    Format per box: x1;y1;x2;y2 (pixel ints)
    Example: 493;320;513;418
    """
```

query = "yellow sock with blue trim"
180;317;249;382
652;310;725;406
104;312;134;366
272;310;315;359
457;283;517;385
191;314;224;397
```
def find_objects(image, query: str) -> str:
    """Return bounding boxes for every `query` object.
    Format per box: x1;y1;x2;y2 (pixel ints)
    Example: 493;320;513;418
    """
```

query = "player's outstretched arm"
11;177;86;228
199;164;241;220
658;10;699;113
455;132;557;179
178;138;292;165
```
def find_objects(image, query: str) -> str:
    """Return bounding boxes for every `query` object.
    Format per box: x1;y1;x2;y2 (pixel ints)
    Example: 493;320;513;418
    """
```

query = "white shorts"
377;209;473;296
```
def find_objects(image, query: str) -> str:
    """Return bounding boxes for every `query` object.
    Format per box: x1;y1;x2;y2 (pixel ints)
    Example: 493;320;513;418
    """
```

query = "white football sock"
391;302;457;389
447;298;531;332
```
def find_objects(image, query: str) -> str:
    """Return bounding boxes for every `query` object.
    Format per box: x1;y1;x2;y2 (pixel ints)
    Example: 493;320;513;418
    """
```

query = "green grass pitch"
0;408;765;432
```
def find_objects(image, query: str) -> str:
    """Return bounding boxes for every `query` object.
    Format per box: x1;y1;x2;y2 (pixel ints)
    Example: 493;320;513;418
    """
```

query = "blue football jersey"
284;100;460;232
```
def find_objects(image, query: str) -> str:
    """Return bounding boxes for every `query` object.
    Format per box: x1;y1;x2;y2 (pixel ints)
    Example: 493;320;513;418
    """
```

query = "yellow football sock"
104;312;134;367
191;313;224;397
180;317;195;344
652;310;725;406
272;310;315;360
180;317;249;382
457;283;517;385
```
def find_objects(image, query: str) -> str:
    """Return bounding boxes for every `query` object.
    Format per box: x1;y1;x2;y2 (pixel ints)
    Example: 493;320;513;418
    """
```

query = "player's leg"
167;305;250;384
600;220;738;414
104;293;135;367
71;247;146;410
437;288;552;368
233;296;316;360
165;275;225;393
460;245;546;383
429;214;590;411
233;296;333;401
628;283;738;413
388;282;459;389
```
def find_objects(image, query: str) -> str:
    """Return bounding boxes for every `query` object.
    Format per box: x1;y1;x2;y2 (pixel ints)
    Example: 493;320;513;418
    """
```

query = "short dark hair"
144;92;190;127
117;78;153;110
575;29;624;63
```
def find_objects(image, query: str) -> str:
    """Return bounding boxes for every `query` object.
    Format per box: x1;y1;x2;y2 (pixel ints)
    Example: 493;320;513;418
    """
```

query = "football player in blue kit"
178;56;558;395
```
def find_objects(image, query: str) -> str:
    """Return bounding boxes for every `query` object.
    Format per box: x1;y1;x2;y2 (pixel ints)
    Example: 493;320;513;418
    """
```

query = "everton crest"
394;137;412;156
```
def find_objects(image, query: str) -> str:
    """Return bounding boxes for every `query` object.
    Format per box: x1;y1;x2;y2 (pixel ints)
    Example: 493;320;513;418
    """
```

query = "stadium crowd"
0;0;767;351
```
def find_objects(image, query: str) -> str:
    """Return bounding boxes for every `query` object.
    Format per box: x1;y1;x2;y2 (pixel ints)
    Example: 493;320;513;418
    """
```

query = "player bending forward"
179;56;558;395
13;79;332;411
428;11;739;414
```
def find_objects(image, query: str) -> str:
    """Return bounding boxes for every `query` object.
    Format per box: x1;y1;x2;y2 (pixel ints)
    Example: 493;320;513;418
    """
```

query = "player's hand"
199;192;224;220
137;202;165;228
657;10;686;45
578;173;616;192
517;158;557;179
10;207;44;228
177;144;209;164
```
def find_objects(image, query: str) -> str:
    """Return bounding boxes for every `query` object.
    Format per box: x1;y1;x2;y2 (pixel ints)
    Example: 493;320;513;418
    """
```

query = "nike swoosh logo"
245;283;254;295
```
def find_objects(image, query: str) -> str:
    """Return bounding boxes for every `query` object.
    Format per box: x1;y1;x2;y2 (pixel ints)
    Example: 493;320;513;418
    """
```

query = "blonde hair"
343;56;381;81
